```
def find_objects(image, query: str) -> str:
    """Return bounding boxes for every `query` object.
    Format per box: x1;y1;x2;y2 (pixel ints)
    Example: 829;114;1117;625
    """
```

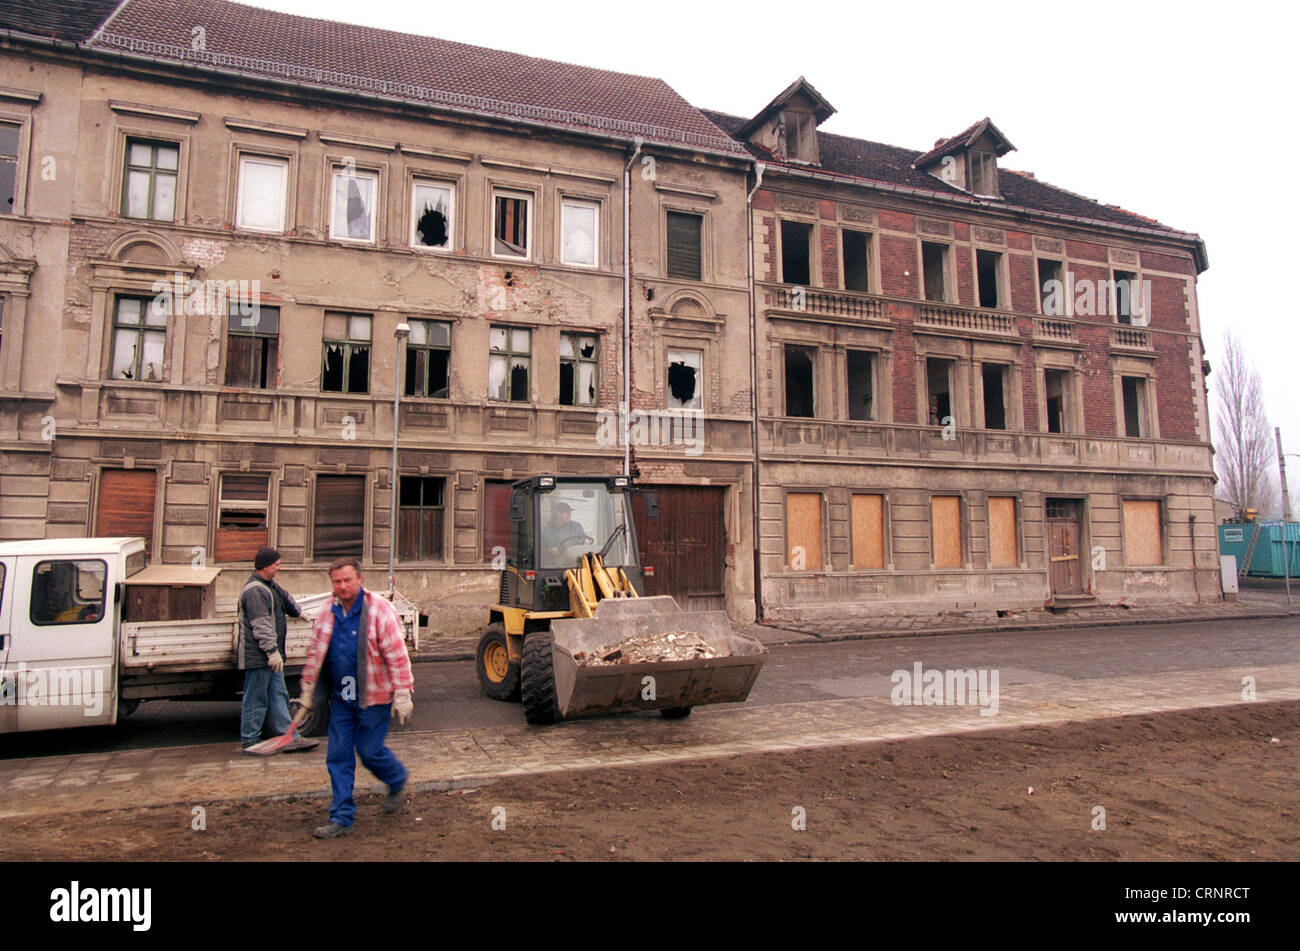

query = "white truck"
0;537;418;735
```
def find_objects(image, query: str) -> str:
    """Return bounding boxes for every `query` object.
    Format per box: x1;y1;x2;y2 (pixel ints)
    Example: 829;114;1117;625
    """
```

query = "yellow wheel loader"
475;475;766;724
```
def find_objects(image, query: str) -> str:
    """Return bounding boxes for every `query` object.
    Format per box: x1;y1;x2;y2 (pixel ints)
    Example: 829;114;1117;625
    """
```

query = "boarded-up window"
482;480;514;563
1123;499;1163;565
988;496;1018;568
215;473;270;562
666;211;703;281
96;469;156;562
313;475;364;560
398;476;444;561
785;492;823;571
931;495;962;568
851;494;885;569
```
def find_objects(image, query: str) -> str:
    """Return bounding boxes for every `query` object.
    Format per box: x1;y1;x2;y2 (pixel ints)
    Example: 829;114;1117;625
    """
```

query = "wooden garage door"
632;485;726;610
96;469;157;561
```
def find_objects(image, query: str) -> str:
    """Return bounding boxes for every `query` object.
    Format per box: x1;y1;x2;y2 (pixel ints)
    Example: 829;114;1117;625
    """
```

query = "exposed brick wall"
1155;335;1197;441
819;223;839;288
1141;250;1194;274
879;234;918;298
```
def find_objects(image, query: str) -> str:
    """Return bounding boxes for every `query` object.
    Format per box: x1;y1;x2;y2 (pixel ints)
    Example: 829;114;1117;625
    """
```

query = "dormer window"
784;112;818;164
736;78;835;168
912;118;1014;197
969;150;997;196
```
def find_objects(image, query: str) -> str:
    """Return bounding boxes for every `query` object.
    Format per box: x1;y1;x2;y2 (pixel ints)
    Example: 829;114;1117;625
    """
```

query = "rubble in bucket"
572;630;718;666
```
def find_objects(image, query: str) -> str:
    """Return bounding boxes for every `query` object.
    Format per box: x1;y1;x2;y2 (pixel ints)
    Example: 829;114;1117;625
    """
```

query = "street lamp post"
389;322;410;595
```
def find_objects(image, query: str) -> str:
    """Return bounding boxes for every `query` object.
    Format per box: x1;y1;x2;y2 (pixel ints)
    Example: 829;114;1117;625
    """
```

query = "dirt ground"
1;702;1296;861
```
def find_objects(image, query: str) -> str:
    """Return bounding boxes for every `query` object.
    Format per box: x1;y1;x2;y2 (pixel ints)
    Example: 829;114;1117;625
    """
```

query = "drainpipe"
622;137;643;478
747;162;766;621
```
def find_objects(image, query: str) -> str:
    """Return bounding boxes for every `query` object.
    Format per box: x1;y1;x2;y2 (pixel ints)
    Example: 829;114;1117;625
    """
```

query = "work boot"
382;781;406;814
313;821;352;839
281;736;320;753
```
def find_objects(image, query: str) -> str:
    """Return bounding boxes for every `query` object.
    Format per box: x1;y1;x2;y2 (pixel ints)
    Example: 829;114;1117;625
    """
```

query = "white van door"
0;558;14;733
10;555;116;731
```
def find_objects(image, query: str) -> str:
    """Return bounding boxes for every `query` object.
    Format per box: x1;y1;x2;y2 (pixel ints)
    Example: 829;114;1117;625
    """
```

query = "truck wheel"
520;632;560;725
660;706;692;719
476;624;521;701
296;699;330;738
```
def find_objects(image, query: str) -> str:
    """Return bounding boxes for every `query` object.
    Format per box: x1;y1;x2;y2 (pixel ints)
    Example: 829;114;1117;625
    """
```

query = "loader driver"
543;501;593;561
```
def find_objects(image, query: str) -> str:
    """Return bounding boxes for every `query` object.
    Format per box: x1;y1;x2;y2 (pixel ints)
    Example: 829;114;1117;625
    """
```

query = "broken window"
411;180;453;250
122;138;178;221
926;357;953;426
215;472;270;562
1038;258;1064;315
321;312;371;394
560;332;598;406
784;344;816;417
561;200;599;267
784;112;816;162
922;241;949;302
404;319;450;398
842;229;871;293
398;476;445;562
968;150;997;196
110;295;166;382
236;155;287;233
0;122;18;215
225;302;279;389
1044;368;1070;433
330;167;378;242
665;211;703;281
1111;269;1137;324
489;326;530;402
976;248;1003;310
666;348;701;409
847;349;876;421
982;363;1007;430
1122;375;1147;438
781;220;813;286
493;190;531;259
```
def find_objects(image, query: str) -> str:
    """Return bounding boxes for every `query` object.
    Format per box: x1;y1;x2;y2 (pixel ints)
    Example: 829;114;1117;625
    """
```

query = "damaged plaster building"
0;0;756;630
0;2;1217;629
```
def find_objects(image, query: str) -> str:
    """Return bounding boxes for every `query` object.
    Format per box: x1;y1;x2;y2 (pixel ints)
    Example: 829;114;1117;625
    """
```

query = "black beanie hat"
254;547;282;571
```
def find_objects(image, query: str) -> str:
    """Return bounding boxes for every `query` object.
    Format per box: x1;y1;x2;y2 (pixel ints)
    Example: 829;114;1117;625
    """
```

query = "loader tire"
520;632;561;725
660;706;692;719
476;623;520;702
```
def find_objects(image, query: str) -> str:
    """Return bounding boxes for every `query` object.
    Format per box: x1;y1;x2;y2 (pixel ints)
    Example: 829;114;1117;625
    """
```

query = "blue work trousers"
326;695;407;827
240;666;293;747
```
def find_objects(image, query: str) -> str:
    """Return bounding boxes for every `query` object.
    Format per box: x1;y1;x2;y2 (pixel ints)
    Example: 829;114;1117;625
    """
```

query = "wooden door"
1046;500;1083;595
96;469;157;562
632;486;726;610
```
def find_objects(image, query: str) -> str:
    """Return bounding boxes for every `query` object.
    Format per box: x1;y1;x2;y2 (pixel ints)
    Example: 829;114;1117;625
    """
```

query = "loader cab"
505;475;645;613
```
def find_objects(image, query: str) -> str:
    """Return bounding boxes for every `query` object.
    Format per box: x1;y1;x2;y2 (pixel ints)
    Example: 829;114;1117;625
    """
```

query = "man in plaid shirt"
297;557;415;839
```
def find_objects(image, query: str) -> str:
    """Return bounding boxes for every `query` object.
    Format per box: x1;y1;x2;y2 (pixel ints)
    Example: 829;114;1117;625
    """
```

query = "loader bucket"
547;596;766;720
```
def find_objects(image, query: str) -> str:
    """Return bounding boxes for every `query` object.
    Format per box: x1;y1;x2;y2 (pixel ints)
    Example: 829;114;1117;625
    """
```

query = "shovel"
243;705;309;757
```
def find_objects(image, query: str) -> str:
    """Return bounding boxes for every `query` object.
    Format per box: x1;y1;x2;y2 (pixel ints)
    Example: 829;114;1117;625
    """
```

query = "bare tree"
1213;329;1279;516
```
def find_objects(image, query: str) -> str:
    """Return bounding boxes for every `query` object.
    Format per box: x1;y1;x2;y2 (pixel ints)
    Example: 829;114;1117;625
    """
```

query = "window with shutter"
666;211;703;281
313;475;365;559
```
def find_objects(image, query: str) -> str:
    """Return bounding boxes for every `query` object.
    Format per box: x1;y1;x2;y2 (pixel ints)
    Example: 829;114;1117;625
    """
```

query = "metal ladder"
1239;521;1263;577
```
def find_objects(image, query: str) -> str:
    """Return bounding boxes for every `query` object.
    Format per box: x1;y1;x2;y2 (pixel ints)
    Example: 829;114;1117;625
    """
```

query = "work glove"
392;688;413;725
266;650;284;673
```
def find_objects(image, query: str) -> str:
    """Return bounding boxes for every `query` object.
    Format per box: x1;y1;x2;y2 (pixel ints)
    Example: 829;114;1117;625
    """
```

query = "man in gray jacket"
238;547;318;753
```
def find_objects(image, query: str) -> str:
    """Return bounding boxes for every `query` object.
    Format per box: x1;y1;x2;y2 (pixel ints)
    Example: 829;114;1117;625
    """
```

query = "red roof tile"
88;0;745;153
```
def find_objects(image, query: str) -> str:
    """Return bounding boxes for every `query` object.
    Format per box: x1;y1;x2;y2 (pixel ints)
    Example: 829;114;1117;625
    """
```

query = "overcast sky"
249;0;1298;507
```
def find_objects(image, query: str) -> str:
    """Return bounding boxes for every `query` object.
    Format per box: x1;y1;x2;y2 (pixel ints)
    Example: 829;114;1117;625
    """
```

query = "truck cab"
0;537;145;733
